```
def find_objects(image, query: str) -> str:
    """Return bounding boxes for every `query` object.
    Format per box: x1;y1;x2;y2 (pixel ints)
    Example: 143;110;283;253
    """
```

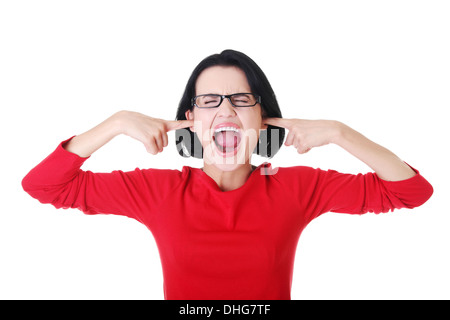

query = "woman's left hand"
264;118;341;154
264;117;416;181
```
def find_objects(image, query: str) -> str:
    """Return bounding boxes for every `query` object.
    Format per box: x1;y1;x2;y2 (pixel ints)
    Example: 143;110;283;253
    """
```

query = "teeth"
214;126;240;133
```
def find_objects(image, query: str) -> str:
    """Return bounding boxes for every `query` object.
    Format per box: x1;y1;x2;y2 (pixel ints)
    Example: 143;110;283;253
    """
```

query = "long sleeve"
22;137;183;225
275;165;433;222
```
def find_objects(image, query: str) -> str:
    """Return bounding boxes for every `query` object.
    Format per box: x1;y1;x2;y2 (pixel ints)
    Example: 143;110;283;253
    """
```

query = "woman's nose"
216;98;236;117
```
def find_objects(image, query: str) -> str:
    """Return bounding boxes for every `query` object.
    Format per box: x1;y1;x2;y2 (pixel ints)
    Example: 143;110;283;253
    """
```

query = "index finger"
165;119;194;131
263;117;291;128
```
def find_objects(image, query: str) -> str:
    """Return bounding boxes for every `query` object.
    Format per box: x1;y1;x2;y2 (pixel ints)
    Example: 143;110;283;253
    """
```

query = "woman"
22;49;433;299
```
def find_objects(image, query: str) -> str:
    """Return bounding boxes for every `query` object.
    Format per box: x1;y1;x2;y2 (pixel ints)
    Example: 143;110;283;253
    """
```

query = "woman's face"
185;66;267;171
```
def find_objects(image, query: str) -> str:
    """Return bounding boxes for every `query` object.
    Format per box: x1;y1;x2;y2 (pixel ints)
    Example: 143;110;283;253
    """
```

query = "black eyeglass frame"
191;93;262;109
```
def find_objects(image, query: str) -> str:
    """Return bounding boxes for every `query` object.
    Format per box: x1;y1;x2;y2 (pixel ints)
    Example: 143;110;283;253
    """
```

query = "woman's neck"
202;163;255;192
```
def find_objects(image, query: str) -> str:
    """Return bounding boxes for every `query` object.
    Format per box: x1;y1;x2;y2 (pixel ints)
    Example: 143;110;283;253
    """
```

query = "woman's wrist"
328;120;347;146
109;110;131;136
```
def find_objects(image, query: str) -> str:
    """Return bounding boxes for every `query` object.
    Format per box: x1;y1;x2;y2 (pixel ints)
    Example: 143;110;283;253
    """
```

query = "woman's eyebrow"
199;92;250;96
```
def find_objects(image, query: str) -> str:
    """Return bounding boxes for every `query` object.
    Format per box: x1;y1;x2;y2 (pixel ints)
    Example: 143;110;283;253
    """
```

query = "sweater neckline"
190;162;271;193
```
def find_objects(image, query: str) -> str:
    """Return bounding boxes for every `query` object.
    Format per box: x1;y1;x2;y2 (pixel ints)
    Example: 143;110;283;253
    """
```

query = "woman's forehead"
195;66;251;95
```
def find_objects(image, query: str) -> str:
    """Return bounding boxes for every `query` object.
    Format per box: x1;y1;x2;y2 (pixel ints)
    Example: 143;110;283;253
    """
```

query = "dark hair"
175;49;285;158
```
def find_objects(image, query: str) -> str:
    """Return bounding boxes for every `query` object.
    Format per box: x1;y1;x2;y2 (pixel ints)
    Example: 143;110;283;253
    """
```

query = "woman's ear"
261;121;268;130
185;110;195;132
261;109;268;130
261;114;268;130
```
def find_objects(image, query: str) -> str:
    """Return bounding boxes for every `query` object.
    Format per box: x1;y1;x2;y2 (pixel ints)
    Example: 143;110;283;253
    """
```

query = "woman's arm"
22;110;193;220
264;118;416;181
332;122;415;181
65;110;193;157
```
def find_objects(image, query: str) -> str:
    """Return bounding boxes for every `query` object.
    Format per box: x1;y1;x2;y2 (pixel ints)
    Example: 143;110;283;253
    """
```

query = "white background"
1;0;449;299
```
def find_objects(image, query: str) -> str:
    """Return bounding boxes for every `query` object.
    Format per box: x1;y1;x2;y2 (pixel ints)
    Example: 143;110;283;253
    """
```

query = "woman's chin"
203;141;250;171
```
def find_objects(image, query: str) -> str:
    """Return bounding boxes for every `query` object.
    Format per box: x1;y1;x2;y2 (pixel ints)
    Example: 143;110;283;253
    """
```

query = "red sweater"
22;138;433;299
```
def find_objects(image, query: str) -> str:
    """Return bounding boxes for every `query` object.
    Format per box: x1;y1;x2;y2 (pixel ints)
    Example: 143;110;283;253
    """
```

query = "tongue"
215;131;241;148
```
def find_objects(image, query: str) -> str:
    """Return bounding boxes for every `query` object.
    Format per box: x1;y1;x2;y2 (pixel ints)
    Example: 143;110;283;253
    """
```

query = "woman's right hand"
116;111;193;154
64;110;193;158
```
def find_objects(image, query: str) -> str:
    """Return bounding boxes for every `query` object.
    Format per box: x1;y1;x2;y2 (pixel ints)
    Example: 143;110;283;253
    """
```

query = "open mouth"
212;124;242;156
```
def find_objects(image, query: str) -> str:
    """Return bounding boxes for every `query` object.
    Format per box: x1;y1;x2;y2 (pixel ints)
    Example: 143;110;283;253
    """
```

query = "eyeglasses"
191;93;261;109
